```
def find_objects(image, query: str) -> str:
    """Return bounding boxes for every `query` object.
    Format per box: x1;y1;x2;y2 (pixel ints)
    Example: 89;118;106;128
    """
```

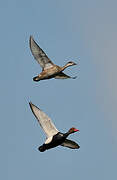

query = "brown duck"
29;36;77;82
29;102;80;152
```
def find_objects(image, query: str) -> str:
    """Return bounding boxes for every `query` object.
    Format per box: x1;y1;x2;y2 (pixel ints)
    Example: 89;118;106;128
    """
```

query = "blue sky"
0;0;117;179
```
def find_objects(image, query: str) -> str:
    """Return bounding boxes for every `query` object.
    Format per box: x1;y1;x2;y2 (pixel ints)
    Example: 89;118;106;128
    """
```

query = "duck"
29;36;77;82
29;102;80;152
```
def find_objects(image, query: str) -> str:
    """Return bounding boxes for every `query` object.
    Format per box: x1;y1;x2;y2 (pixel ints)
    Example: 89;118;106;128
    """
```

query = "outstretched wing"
29;36;54;70
29;102;59;138
61;139;80;149
55;72;77;79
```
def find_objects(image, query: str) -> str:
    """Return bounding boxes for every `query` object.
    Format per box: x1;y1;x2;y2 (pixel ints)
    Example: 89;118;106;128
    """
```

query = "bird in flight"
29;36;77;82
29;102;80;152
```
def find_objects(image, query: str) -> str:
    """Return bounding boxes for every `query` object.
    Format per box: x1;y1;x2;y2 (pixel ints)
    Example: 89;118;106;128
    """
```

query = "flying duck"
29;36;77;82
29;102;80;152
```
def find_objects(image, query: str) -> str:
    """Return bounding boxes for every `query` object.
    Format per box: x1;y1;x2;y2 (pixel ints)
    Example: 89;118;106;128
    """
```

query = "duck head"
62;61;77;70
66;61;77;67
68;127;79;134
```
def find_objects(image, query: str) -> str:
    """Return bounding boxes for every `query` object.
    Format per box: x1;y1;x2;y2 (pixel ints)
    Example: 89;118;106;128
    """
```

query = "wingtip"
29;101;32;105
73;144;80;149
29;101;33;109
29;101;36;110
29;36;33;49
30;35;33;40
77;144;80;149
72;76;77;79
29;35;35;46
29;101;41;111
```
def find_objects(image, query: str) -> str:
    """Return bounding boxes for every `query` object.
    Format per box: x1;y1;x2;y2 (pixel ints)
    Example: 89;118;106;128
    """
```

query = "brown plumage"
29;36;77;82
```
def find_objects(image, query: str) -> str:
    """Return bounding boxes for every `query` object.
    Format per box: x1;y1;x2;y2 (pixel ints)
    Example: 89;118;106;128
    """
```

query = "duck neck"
61;63;70;71
64;131;71;138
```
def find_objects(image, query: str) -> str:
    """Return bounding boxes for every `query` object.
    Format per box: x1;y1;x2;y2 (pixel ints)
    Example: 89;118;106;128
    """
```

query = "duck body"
33;65;62;81
39;132;68;152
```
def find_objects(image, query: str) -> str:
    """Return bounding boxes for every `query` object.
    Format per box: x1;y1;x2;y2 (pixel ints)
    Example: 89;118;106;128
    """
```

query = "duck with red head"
29;102;80;152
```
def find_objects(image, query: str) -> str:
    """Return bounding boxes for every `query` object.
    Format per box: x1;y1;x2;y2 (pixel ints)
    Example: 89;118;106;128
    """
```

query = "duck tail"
33;76;40;82
38;145;46;152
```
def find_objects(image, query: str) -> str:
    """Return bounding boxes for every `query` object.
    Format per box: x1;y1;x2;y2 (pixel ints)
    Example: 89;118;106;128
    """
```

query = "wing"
29;36;54;70
55;72;77;79
29;102;59;138
61;139;80;149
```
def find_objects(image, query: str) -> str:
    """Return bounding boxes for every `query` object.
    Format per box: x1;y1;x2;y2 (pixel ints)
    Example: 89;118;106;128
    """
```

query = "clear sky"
0;0;117;179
